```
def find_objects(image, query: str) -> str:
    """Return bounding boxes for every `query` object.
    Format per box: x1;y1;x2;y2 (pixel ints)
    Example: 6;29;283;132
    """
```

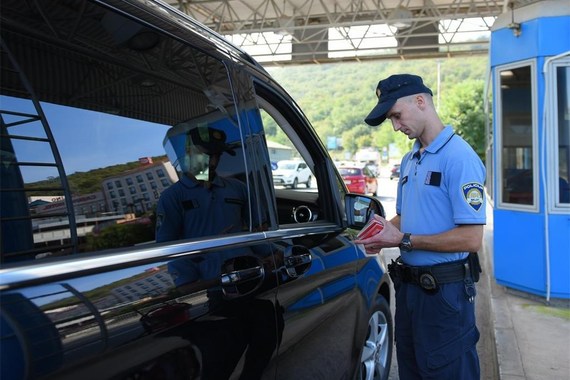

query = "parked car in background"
390;163;401;180
272;160;312;188
0;1;393;379
364;163;379;177
337;164;379;196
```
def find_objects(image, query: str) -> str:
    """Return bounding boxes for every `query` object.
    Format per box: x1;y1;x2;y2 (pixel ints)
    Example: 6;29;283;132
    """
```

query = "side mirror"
345;194;385;229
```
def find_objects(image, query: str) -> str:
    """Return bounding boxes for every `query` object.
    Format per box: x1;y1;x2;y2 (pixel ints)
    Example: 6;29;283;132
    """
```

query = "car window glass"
254;96;328;226
0;2;251;264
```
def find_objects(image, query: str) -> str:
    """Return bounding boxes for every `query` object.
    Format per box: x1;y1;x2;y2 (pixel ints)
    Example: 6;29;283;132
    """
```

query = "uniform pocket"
427;325;480;369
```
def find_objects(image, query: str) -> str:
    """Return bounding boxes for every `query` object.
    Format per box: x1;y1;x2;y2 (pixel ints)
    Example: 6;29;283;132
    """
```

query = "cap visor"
364;99;395;126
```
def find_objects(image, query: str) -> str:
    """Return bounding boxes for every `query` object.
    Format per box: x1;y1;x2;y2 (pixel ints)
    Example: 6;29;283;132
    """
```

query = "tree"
439;80;489;162
87;222;155;250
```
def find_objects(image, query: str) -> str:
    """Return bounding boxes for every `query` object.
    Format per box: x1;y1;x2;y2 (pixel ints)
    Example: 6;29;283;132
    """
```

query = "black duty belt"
388;257;470;292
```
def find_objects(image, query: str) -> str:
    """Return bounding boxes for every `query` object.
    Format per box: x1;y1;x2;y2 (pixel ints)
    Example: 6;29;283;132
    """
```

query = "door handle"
284;246;312;278
221;265;264;285
285;253;311;267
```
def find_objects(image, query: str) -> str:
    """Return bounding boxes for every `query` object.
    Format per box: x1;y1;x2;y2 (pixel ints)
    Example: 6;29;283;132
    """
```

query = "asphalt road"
374;168;497;380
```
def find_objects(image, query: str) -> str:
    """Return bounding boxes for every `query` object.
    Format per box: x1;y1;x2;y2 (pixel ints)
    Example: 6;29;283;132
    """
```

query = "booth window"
498;64;536;207
555;66;570;205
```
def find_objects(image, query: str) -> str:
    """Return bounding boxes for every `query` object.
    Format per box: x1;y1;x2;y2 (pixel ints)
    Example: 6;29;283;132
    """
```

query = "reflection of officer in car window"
155;125;280;379
156;126;248;245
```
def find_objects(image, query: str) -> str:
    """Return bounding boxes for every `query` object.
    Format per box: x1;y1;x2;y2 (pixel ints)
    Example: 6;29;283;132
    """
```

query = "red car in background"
337;164;378;196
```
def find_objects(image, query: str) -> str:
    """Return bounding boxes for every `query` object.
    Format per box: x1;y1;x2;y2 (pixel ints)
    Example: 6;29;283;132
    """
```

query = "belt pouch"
468;252;482;282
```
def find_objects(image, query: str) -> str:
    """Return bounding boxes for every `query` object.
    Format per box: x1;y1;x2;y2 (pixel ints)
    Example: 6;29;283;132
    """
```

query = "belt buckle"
419;272;439;292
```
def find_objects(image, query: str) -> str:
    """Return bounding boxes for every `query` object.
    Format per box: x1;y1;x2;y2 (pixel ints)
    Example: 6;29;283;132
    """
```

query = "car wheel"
357;296;393;380
292;178;298;189
306;176;312;188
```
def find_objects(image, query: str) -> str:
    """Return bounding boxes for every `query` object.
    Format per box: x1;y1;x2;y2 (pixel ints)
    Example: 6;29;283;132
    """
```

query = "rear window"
339;168;362;176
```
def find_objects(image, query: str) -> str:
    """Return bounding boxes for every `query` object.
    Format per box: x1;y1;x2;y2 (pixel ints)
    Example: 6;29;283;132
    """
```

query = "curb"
482;203;526;380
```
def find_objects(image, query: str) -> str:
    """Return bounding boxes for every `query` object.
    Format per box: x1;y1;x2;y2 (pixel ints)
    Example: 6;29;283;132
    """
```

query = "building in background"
101;158;178;215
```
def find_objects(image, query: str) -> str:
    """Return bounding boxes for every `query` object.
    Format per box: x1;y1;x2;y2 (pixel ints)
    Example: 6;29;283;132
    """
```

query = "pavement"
481;202;570;380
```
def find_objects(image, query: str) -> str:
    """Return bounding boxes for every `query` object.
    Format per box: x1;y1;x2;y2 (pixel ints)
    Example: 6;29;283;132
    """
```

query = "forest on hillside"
265;55;490;161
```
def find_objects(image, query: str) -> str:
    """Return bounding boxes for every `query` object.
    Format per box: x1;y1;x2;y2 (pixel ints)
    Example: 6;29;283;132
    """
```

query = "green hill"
265;55;489;160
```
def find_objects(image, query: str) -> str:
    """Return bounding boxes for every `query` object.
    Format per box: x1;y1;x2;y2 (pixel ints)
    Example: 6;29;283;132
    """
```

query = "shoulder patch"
155;213;164;231
462;182;484;211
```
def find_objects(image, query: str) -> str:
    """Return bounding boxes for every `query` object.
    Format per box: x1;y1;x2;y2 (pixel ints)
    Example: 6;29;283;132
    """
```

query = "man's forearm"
408;225;484;253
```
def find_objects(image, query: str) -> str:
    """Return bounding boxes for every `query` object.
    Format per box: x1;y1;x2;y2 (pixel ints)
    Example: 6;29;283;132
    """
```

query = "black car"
0;1;393;379
390;164;401;180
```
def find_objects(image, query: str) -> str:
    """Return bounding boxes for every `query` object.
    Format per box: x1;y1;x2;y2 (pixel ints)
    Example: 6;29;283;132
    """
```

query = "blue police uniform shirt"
155;174;248;243
396;125;486;266
156;174;249;287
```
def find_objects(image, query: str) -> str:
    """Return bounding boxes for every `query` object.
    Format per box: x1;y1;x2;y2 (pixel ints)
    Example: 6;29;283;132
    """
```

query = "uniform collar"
411;125;455;157
181;174;225;189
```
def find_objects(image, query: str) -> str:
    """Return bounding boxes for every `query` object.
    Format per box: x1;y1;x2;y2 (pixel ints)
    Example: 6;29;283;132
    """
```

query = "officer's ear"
414;94;427;110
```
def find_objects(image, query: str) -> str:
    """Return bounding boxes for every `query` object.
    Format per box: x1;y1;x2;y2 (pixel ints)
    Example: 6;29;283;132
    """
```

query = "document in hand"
357;218;384;239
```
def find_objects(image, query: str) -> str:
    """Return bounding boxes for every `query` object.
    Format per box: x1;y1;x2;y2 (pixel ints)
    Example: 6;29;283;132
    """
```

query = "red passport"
357;218;384;239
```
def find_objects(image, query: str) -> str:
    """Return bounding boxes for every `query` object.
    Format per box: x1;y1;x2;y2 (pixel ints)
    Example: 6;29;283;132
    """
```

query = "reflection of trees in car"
86;220;154;250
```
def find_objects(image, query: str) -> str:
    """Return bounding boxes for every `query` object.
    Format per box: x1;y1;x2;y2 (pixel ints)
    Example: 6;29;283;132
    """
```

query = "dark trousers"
395;281;480;380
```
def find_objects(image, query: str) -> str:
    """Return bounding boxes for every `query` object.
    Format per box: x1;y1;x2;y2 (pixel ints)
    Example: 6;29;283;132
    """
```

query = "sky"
2;96;170;183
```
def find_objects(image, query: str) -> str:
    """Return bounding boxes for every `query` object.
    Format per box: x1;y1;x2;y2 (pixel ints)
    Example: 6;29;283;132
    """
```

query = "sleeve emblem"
462;182;484;211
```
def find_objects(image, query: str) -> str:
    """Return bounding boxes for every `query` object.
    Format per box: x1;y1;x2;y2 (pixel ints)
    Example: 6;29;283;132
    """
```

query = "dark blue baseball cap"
364;74;433;126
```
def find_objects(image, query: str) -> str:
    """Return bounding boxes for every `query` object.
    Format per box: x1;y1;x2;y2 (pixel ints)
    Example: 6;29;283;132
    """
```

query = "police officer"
156;126;276;379
156;125;249;287
356;74;486;379
156;126;247;243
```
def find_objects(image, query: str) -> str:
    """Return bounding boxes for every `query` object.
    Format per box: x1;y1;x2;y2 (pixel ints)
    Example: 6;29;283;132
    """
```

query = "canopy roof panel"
165;0;541;63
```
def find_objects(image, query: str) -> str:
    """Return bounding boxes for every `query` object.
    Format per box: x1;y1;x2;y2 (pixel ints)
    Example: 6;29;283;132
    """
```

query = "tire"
356;296;393;380
292;177;298;189
306;176;312;188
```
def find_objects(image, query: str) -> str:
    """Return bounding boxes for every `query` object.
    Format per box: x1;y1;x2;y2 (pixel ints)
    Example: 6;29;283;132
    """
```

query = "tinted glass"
0;1;251;263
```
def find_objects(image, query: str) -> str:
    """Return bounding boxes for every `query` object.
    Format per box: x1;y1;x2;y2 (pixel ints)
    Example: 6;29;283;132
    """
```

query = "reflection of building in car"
272;160;312;188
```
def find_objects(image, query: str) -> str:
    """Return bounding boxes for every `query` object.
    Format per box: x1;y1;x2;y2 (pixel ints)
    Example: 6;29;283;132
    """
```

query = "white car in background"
272;160;312;188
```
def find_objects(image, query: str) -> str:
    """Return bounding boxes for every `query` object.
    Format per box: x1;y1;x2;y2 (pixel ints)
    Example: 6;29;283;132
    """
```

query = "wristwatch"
399;233;413;252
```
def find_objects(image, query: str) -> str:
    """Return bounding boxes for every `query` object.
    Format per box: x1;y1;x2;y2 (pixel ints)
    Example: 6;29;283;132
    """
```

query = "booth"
489;0;570;300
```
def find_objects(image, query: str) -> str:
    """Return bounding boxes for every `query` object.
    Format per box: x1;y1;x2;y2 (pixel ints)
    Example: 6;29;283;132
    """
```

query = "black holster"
387;258;402;287
468;252;482;283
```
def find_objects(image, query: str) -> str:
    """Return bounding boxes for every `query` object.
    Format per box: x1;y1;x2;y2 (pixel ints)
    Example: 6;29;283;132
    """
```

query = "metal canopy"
165;0;540;63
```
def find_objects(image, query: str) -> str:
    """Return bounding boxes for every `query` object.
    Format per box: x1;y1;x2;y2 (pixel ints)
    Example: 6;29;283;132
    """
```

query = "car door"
245;82;372;379
0;2;281;379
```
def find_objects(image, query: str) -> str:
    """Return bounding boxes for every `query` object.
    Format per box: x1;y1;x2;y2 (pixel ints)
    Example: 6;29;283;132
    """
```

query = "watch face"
400;233;412;252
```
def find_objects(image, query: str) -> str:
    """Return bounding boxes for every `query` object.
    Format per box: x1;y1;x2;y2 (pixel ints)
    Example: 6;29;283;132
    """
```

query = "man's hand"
354;215;404;254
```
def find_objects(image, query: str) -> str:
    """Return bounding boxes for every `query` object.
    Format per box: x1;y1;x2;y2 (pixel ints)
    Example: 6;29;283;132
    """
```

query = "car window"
0;3;254;264
253;91;339;226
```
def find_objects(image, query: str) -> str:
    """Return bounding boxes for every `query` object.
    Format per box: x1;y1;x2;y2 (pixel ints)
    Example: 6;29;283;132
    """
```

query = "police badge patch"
462;182;484;211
